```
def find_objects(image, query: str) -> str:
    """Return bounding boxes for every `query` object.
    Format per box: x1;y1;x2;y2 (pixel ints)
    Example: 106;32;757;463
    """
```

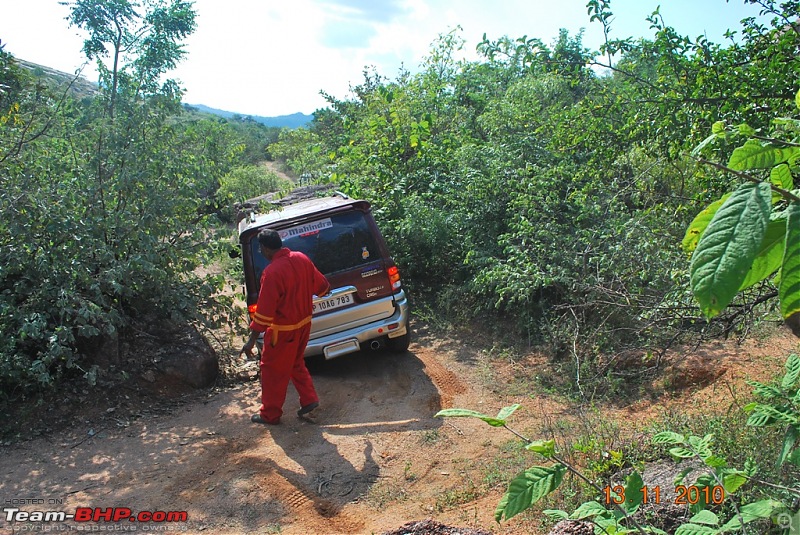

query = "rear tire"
385;322;411;353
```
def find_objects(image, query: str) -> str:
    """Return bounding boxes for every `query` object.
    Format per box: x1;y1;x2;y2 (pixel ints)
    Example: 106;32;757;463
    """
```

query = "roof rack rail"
234;184;342;223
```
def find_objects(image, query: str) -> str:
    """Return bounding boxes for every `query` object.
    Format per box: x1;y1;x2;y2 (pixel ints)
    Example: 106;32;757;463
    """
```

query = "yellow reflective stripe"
253;312;274;325
270;316;312;331
267;316;313;347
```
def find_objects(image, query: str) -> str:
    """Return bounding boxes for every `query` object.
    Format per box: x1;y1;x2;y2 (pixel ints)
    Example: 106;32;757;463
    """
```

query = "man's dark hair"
257;229;282;250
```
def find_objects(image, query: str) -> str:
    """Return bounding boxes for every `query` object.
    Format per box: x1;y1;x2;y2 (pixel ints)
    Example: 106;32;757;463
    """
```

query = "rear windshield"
250;210;381;279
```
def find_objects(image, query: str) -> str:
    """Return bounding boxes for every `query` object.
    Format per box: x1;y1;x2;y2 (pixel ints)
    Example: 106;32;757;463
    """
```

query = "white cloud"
318;0;410;24
0;0;770;117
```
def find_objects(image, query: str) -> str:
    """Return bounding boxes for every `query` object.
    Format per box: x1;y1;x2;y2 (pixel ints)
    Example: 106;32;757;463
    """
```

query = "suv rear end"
236;190;410;360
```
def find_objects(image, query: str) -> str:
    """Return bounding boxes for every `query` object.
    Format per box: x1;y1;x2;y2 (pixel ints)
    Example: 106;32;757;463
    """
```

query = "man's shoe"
251;414;279;425
297;401;319;417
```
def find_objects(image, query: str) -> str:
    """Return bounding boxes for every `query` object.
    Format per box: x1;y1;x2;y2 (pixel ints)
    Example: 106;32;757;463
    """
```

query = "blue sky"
0;0;768;117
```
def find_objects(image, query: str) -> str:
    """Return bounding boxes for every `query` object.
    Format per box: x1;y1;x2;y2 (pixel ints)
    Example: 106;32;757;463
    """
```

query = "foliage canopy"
0;1;284;397
268;0;800;400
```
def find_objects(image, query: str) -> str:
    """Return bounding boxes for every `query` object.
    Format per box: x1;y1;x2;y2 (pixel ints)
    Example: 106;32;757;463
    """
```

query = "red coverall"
250;248;330;423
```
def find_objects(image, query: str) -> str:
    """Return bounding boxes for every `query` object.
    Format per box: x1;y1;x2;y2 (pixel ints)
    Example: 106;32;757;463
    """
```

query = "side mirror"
229;247;241;259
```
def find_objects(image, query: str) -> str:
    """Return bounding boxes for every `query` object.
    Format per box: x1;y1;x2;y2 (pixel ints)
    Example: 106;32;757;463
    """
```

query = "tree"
64;0;196;116
0;0;239;396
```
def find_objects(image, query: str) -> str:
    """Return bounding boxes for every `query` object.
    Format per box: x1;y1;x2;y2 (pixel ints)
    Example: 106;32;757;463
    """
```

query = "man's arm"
312;265;330;297
240;268;279;357
240;330;261;358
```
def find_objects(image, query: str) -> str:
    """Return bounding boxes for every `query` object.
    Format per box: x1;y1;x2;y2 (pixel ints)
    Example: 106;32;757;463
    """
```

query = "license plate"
313;293;353;314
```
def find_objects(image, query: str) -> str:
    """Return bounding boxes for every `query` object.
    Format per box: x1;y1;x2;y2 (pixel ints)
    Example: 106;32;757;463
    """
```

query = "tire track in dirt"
414;348;467;409
247;455;365;534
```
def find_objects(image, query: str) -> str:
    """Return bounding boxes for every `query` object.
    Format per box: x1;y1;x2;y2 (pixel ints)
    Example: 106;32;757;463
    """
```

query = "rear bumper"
305;289;409;359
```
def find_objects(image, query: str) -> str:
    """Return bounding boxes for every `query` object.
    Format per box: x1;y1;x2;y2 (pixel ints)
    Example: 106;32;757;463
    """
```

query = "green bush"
217;164;292;205
0;2;237;397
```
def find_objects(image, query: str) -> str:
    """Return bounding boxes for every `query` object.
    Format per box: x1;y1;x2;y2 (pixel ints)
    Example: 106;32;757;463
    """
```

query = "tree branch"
698;158;800;203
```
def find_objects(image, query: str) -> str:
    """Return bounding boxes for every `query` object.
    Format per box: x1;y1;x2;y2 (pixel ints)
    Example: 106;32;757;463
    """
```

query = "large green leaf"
749;380;785;399
435;404;521;427
690;510;720;526
435;408;489;419
721;471;748;494
753;404;799;425
669;446;697;459
688;434;714;460
739;218;786;290
682;195;730;254
746;409;773;427
783;353;800;388
434;408;506;427
675;524;719;535
690;182;772;317
771;163;794;191
690;475;716;515
571;500;608;520
526;439;556;458
781;203;800;321
778;425;799;467
495;404;521;421
495;464;567;522
543;509;569;521
719;499;784;531
622;471;644;514
728;139;800;171
652;431;685;445
704;455;728;469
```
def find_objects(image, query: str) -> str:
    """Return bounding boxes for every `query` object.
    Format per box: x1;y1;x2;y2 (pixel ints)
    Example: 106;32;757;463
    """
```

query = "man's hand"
240;339;257;359
240;330;261;360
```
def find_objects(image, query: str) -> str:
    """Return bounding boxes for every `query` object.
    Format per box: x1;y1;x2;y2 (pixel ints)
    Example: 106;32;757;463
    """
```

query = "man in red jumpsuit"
240;229;330;425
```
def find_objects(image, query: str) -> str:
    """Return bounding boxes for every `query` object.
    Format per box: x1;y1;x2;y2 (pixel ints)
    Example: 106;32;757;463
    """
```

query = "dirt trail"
0;339;526;535
1;328;797;534
263;160;296;183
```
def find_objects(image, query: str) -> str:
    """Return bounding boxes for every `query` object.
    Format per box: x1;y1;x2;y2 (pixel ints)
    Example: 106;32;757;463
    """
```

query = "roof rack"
234;184;347;223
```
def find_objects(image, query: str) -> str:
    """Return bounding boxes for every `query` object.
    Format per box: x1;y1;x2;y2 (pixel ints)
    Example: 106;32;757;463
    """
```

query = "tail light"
248;303;258;320
387;266;402;290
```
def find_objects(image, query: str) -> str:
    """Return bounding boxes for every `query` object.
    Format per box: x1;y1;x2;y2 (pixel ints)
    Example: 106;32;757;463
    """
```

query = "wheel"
385;321;411;353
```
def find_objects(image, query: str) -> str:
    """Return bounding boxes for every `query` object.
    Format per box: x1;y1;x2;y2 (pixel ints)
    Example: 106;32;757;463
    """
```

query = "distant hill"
13;58;313;129
17;59;98;100
187;104;313;129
